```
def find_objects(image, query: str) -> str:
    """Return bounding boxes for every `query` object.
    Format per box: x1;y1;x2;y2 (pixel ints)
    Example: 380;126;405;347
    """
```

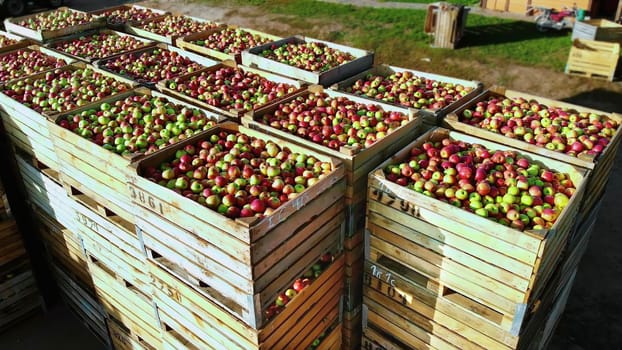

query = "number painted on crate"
371;188;418;217
151;276;182;303
369;264;396;287
128;185;164;215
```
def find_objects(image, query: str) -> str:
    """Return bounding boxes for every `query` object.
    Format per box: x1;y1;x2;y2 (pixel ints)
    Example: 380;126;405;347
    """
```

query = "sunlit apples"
51;32;150;61
458;96;619;159
383;137;578;231
101;47;205;83
98;6;162;25
17;9;96;31
256;91;411;150
259;41;354;72
0;34;19;48
191;27;275;55
264;252;334;320
345;70;474;110
57;94;219;156
136;15;219;37
0;49;67;83
0;68;131;114
141;130;334;219
165;66;298;112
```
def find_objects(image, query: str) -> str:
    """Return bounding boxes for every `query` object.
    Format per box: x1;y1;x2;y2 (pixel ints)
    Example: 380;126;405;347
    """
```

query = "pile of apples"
0;67;131;114
265;252;334;320
256;91;411;150
57;94;218;156
259;41;354;72
0;49;67;83
140;130;334;219
0;34;19;48
344;70;473;110
457;96;619;159
191;27;275;55
137;15;220;37
165;66;297;112
98;6;162;25
383;137;578;231
51;32;150;61
17;9;96;31
101;47;205;84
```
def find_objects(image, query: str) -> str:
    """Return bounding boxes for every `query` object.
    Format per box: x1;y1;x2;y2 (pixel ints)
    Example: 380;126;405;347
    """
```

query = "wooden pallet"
87;253;161;349
93;43;218;89
241;35;374;87
50;87;224;226
0;219;26;267
125;13;223;46
331;63;483;127
51;262;111;348
44;29;156;63
151;254;344;350
128;122;345;329
366;128;588;343
3;7;105;42
155;61;306;121
176;25;282;64
443;86;621;221
572;19;622;44
565;39;620;82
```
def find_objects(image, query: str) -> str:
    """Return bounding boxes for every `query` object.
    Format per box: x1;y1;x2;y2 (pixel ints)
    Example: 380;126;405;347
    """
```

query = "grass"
201;0;572;77
378;0;480;5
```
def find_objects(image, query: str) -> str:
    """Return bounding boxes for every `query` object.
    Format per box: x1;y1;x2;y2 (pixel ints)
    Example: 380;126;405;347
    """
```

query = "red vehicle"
533;6;578;32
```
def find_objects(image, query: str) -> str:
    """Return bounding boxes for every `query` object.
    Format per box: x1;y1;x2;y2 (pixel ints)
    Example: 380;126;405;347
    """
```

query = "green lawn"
203;0;571;77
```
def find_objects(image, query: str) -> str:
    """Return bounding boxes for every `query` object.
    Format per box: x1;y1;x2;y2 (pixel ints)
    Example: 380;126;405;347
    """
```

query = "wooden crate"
331;63;483;127
51;262;111;348
126;14;223;46
572;19;622;44
366;127;588;344
342;306;362;350
316;322;343;350
152;254;344;349
69;187;149;292
0;260;42;332
155;61;306;121
0;30;31;53
176;25;282;64
93;43;218;89
565;39;620;81
0;44;76;84
241;35;374;87
90;4;169;30
0;219;26;267
443;86;622;220
50;87;225;226
128;122;345;328
44;29;156;63
424;2;469;49
3;7;105;42
86;253;161;349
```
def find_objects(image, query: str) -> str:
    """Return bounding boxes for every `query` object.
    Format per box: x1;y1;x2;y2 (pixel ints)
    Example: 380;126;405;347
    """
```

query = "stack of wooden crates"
566;19;622;81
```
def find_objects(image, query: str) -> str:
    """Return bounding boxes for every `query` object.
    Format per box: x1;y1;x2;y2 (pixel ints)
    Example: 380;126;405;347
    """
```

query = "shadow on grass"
460;20;569;47
562;88;622;113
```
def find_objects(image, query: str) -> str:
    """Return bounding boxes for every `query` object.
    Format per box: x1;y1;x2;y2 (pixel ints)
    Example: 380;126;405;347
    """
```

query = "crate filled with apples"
90;4;168;28
241;35;374;87
158;62;305;120
365;127;589;349
176;25;281;64
149;246;344;350
0;30;30;53
50;87;225;224
126;13;222;46
3;7;105;42
46;29;155;63
95;43;217;88
128;122;345;334
0;45;74;85
443;86;621;219
332;64;483;126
